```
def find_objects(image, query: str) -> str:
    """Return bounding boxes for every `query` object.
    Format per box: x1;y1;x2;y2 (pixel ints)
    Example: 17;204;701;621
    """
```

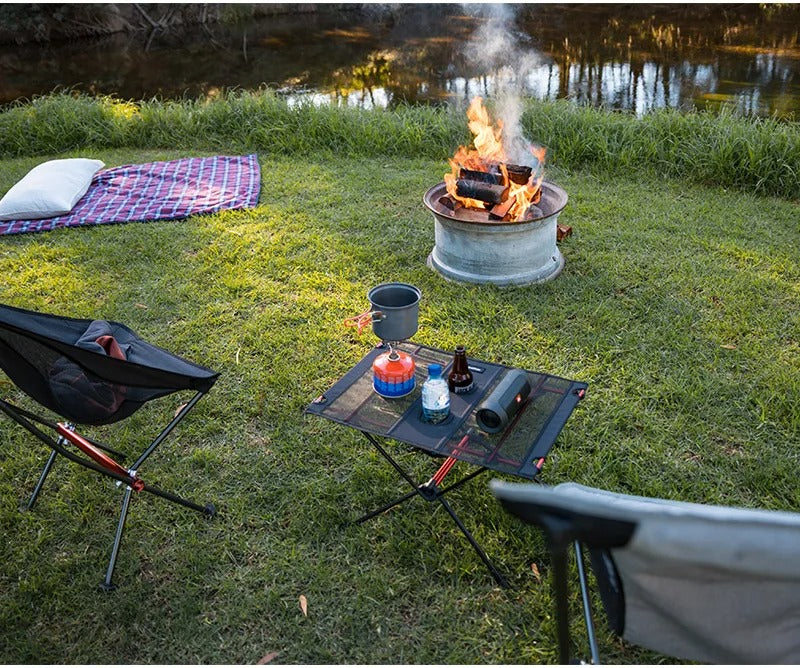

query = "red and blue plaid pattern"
0;154;261;236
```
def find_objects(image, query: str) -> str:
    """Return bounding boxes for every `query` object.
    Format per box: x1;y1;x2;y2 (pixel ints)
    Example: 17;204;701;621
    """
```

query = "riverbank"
0;4;332;44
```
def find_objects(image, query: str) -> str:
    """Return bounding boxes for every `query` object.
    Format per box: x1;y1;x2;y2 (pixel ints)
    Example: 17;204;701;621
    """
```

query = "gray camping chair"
491;480;800;664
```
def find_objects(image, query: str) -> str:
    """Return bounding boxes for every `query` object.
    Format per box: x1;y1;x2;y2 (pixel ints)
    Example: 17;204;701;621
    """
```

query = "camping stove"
345;283;421;398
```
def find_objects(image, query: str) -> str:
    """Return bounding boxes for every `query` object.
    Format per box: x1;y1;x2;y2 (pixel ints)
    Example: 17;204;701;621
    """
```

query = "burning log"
506;163;533;185
458;166;503;185
438;195;462;213
488;198;515;221
456;179;509;205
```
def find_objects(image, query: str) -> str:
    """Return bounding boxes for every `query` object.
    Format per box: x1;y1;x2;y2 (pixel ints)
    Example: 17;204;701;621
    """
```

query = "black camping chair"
491;480;800;665
0;302;219;590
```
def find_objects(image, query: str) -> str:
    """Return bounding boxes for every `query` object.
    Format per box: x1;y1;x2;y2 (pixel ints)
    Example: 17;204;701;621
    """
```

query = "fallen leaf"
299;594;308;617
531;563;541;581
134;303;148;309
257;651;280;664
721;344;737;350
174;402;188;417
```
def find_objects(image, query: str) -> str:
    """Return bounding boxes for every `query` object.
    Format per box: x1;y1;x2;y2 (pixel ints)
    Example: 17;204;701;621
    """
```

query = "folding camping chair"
491;480;800;664
0;302;219;590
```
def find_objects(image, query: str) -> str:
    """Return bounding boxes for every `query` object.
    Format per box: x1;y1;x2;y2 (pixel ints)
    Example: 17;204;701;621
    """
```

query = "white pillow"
0;158;105;221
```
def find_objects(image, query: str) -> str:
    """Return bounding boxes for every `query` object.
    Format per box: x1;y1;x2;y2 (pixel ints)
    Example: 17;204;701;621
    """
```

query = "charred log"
522;203;544;221
506;163;533;185
456;179;509;204
458;167;503;185
438;195;462;212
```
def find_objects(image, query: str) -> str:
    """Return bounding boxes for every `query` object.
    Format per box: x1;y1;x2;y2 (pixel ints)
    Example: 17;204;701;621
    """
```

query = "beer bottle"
448;345;475;394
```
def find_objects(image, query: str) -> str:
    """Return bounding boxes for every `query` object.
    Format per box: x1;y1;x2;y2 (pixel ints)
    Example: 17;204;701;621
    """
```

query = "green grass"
3;91;800;199
0;113;798;663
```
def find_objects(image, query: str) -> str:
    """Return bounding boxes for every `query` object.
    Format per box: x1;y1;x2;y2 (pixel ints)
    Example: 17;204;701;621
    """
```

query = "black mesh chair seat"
0;302;217;424
0;302;220;590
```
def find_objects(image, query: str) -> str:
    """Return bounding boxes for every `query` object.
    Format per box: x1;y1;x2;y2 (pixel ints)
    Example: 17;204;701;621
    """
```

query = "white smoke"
461;4;542;167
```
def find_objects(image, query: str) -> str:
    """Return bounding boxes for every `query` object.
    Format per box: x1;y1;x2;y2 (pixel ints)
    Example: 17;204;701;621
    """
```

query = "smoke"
461;4;542;166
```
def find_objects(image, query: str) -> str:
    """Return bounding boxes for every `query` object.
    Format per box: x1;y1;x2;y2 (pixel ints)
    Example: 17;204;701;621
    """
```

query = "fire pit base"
423;181;568;287
427;246;564;286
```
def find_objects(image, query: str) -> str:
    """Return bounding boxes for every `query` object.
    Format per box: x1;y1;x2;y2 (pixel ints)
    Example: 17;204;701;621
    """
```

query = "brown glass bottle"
448;345;475;394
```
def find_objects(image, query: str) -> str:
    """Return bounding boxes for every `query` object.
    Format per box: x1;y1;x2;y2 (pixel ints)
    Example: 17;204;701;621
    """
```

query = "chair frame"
493;486;636;664
0;392;215;591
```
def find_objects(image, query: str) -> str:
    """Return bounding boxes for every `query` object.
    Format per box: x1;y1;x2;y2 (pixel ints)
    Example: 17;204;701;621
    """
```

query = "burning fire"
444;96;546;221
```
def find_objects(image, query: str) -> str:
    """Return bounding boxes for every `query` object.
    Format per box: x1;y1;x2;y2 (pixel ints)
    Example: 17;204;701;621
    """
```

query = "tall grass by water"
2;90;800;200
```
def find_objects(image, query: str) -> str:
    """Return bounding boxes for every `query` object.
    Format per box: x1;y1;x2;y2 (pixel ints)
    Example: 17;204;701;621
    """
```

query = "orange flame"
445;96;546;221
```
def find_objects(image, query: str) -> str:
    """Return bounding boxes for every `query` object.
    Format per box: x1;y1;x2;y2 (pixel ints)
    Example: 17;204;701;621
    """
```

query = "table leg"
363;432;421;490
437;494;509;588
356;431;509;588
353;488;418;525
437;466;488;496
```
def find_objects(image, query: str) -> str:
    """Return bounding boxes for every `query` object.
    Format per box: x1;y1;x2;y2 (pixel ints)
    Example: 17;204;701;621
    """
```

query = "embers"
488;197;515;221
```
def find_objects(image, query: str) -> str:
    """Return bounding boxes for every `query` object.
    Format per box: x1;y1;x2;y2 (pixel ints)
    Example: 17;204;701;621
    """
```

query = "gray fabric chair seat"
491;481;800;664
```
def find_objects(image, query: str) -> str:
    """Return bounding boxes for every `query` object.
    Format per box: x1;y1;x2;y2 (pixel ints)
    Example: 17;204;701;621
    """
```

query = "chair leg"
551;541;572;665
141;482;216;517
100;485;133;592
575;541;601;664
24;448;59;511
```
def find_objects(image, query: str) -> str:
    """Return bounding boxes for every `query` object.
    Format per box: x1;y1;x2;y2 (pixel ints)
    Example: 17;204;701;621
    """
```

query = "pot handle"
343;310;385;335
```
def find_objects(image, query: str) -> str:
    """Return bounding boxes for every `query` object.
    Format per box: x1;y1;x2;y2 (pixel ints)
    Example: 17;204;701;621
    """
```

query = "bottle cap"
428;363;442;377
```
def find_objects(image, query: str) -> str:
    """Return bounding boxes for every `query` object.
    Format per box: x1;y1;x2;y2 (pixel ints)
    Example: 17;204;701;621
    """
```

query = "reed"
525;102;800;200
2;90;799;199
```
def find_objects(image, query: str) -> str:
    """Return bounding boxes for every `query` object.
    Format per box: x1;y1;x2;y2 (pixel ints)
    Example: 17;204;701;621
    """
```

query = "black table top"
306;342;587;480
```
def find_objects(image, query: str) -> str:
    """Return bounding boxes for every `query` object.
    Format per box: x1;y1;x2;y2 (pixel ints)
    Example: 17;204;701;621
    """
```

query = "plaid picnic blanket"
0;154;261;236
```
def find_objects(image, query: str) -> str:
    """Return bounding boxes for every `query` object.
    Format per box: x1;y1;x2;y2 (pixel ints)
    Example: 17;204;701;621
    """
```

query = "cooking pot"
345;282;421;342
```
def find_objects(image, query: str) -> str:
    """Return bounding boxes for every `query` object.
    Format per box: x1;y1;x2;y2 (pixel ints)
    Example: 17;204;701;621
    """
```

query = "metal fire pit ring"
423;180;568;286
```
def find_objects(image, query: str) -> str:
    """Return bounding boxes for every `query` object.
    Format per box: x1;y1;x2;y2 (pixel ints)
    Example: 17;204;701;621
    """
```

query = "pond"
2;4;800;118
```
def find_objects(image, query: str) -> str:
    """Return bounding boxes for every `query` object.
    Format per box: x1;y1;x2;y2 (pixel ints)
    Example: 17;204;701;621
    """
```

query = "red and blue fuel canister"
372;350;415;398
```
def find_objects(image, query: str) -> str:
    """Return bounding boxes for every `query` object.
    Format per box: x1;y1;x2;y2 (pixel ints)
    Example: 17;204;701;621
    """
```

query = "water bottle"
422;363;450;423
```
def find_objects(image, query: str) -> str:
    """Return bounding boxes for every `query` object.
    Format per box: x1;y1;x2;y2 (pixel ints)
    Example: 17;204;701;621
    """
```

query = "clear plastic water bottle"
422;363;450;423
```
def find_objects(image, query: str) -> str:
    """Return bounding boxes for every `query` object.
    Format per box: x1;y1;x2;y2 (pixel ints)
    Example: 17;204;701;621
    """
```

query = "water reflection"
1;4;799;118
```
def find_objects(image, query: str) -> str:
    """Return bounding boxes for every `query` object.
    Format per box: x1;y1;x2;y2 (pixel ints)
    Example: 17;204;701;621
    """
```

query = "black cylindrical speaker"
475;369;532;434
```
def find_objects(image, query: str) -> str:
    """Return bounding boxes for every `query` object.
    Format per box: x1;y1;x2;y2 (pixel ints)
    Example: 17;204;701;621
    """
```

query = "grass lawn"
0;147;798;664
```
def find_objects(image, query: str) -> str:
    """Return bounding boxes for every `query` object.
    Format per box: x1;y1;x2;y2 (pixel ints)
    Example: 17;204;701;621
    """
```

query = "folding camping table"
305;341;587;587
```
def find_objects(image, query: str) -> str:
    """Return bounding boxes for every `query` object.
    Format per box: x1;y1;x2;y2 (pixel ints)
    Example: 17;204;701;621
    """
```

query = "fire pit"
423;97;569;286
424;180;567;286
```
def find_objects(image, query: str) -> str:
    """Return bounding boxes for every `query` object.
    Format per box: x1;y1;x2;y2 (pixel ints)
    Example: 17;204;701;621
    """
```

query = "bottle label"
452;381;475;394
422;406;449;423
